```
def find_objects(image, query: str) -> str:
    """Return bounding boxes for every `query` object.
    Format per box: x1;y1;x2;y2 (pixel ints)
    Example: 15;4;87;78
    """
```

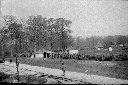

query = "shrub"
0;72;10;81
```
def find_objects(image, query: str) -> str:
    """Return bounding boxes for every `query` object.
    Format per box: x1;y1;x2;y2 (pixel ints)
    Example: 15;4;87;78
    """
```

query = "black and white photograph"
0;0;128;84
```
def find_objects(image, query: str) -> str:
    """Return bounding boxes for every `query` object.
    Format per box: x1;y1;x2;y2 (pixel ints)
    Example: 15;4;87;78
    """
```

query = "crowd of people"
43;52;128;61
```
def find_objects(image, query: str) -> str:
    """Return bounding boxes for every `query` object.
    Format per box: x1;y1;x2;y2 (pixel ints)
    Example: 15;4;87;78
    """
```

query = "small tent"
66;47;78;54
108;47;112;51
31;53;44;58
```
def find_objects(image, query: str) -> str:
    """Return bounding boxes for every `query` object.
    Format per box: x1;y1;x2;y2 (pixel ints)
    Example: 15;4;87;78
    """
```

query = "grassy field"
5;57;128;80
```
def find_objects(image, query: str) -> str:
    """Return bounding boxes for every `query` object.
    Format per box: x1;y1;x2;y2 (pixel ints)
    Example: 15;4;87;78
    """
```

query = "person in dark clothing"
34;54;36;58
47;53;50;58
10;59;12;63
62;62;65;76
43;52;47;58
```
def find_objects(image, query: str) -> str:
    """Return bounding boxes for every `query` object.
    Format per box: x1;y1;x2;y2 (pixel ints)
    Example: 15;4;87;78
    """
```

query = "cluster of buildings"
31;41;128;58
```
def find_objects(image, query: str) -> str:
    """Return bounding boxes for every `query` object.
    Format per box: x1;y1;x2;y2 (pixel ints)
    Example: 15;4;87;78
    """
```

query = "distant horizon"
72;34;128;39
1;0;128;38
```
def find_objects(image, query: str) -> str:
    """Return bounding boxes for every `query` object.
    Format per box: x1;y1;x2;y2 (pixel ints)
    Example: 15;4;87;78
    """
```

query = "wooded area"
0;15;73;57
0;15;128;57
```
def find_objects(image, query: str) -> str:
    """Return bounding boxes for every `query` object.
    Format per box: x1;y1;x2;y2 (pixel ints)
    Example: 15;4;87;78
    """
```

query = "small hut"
31;53;44;58
108;47;112;51
95;41;103;50
66;47;78;54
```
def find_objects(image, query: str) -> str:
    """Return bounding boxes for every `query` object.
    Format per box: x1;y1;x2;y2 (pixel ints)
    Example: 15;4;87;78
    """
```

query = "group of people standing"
42;52;128;61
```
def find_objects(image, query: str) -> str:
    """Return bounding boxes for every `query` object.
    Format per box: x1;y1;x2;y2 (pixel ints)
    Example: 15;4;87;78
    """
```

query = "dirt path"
0;61;128;84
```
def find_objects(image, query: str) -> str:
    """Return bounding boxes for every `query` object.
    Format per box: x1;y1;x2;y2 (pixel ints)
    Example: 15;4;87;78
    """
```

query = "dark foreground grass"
0;72;57;84
5;57;128;80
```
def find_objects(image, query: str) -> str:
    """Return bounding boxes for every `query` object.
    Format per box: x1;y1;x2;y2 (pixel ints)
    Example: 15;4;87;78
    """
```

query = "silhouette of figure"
34;54;36;58
10;59;12;63
43;52;47;60
62;62;65;76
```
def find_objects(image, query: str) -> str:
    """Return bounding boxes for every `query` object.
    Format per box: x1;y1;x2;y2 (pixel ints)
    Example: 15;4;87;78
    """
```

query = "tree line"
74;35;128;49
0;15;74;56
0;15;128;57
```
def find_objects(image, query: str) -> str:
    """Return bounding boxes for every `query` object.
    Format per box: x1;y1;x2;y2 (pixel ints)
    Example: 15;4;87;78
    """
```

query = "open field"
5;57;128;80
1;61;128;84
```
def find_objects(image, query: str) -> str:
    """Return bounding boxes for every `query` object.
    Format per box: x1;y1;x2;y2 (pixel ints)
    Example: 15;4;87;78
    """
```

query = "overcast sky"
1;0;128;38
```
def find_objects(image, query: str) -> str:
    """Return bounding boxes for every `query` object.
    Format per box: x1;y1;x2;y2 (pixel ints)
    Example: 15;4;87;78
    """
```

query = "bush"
0;72;10;81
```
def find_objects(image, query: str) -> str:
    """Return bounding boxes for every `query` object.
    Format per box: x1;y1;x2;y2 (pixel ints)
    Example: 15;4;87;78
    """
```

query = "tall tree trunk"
16;56;19;81
51;42;53;51
2;44;4;59
34;44;37;53
44;35;47;50
51;31;53;51
34;33;37;53
11;49;13;57
15;39;19;81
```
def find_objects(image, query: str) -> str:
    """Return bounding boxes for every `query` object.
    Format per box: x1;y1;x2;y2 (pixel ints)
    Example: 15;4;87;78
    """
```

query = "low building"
95;42;104;50
108;45;128;52
66;47;79;54
31;50;54;58
69;50;78;54
108;47;112;51
31;53;44;58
